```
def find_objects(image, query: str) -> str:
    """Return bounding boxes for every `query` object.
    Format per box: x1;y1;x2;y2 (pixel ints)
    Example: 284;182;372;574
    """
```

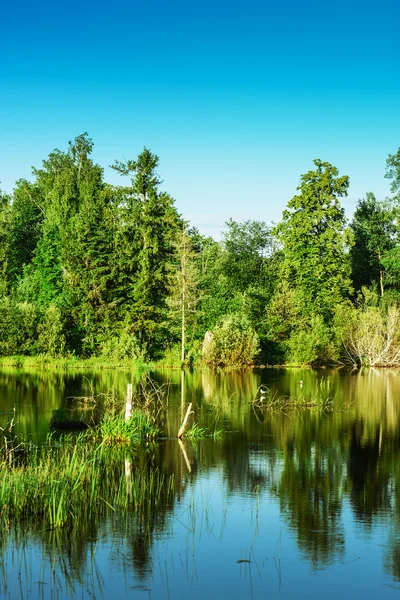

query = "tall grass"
0;439;174;531
96;410;160;445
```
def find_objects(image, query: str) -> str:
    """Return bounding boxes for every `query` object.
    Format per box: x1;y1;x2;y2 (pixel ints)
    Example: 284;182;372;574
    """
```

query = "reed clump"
251;380;335;412
0;439;174;532
96;411;160;445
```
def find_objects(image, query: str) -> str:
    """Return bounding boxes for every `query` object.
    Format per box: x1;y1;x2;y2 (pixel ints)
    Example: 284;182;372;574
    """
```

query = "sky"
1;0;399;239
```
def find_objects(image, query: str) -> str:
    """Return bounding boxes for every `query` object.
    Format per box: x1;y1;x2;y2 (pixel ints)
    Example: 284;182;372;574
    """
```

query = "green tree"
275;159;352;319
20;133;116;354
222;219;275;293
7;180;44;286
385;146;400;199
350;193;397;296
0;189;11;289
168;226;200;363
112;148;181;355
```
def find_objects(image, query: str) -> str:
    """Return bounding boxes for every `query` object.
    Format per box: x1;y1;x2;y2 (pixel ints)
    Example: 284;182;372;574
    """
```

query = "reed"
251;381;336;412
0;439;174;532
185;422;207;441
96;411;160;445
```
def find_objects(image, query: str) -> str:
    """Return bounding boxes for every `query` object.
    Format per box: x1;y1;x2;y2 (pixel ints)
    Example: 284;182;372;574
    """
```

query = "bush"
334;298;400;366
0;298;40;355
101;331;145;362
203;313;260;367
285;315;337;365
38;304;67;357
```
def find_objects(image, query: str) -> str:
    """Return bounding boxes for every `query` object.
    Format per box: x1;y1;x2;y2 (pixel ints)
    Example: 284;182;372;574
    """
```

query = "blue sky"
1;0;399;238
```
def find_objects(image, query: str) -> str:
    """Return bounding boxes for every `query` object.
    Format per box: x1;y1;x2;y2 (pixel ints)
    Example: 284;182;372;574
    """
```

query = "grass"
251;380;336;412
0;437;175;531
95;411;160;445
185;422;208;441
0;354;150;371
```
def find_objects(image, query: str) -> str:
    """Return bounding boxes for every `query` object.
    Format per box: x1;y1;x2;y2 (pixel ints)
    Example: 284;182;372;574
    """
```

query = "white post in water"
177;403;192;438
125;384;133;422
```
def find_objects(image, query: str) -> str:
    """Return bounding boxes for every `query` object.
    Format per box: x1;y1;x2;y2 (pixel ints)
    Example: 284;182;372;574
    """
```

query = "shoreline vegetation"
0;353;399;371
1;135;400;368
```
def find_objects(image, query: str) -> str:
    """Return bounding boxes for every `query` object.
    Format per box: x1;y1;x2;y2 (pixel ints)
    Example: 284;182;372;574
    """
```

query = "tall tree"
350;193;397;296
385;146;400;199
21;133;116;353
7;180;44;286
222;219;274;293
168;226;200;363
275;159;352;319
112;148;181;355
0;189;11;291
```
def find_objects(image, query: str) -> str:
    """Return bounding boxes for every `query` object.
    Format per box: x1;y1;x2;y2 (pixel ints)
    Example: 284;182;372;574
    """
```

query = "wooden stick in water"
177;403;192;438
125;384;133;422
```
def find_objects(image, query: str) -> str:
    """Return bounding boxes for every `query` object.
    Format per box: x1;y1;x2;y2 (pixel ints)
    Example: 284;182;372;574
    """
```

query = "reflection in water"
0;367;400;597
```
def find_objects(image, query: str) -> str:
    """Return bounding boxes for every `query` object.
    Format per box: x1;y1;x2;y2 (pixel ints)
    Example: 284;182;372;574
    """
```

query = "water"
1;366;400;599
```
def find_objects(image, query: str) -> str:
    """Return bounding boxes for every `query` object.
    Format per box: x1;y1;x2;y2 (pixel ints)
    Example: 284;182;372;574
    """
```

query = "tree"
274;159;352;319
168;226;200;363
350;193;397;296
20;133;116;354
7;180;44;286
0;189;11;290
222;219;274;293
385;146;400;199
112;148;181;355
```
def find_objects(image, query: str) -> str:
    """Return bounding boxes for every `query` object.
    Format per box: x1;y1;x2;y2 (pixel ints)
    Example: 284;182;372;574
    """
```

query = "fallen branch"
177;403;192;438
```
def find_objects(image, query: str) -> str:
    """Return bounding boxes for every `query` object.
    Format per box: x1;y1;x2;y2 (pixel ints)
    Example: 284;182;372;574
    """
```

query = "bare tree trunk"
177;403;192;438
125;384;133;422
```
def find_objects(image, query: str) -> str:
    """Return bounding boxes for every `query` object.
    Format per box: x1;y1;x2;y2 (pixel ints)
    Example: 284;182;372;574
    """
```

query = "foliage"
2;136;400;368
0;299;40;356
285;315;337;365
334;292;400;366
350;193;397;295
168;226;201;363
203;313;260;367
112;148;181;356
385;146;400;198
101;330;145;362
275;159;352;319
38;304;67;357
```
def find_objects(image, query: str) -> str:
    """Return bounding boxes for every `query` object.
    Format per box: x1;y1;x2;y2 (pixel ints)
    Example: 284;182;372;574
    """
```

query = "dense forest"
1;133;400;367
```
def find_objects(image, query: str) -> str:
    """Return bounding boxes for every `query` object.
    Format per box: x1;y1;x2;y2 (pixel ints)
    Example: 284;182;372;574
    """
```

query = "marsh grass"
251;379;336;412
185;422;207;441
0;439;174;532
0;354;150;371
96;411;160;445
184;422;224;442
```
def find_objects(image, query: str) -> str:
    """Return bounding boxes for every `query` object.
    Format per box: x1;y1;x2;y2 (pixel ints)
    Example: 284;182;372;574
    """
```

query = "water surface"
1;366;400;599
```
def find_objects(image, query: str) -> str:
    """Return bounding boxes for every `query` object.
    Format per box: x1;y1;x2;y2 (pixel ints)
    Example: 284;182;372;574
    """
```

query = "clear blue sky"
1;0;399;238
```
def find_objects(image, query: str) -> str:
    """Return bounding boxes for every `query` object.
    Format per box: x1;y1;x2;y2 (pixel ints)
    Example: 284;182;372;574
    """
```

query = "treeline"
1;133;400;367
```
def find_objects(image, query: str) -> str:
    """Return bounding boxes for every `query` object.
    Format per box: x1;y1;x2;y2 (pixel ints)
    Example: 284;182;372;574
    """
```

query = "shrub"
203;313;260;367
0;298;40;355
285;315;336;365
334;299;400;366
38;304;67;357
101;331;145;362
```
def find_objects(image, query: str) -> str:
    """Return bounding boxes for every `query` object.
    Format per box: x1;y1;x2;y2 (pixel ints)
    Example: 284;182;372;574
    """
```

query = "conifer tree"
112;148;181;355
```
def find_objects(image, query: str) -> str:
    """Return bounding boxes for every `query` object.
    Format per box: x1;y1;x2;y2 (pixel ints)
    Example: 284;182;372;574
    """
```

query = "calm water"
1;366;400;599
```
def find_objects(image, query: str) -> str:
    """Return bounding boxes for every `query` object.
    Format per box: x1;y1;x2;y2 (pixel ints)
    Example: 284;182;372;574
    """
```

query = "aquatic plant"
0;440;174;532
185;422;207;441
96;411;160;445
251;381;335;412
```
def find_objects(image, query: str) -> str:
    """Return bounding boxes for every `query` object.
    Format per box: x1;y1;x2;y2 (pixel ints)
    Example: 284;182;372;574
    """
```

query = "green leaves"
275;159;352;319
